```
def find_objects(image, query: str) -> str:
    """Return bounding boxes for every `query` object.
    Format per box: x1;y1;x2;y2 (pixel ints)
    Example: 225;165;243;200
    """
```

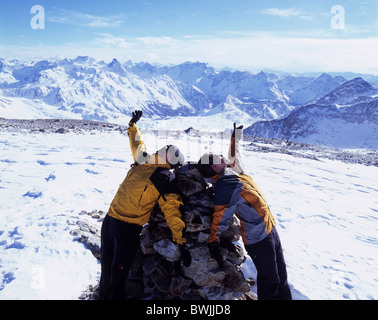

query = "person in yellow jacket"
99;110;191;300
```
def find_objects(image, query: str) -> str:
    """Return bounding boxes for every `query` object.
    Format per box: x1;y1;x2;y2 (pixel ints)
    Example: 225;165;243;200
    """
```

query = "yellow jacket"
107;124;186;244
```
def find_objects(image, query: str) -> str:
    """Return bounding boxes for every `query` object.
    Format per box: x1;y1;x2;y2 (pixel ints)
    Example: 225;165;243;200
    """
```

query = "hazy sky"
1;0;377;73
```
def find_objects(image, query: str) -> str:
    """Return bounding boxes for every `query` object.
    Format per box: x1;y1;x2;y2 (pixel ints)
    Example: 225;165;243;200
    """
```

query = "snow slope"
0;95;83;120
0;127;377;300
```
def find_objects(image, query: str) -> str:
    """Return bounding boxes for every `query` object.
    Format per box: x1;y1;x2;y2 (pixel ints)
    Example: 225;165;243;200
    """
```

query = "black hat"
196;153;218;177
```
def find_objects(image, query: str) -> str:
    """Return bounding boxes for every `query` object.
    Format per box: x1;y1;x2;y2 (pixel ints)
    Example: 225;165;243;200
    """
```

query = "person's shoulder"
214;172;242;204
149;168;175;194
216;169;239;185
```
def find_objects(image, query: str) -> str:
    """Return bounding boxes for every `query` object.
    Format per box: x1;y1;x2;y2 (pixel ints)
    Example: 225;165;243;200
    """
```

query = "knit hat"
157;145;185;169
196;153;222;177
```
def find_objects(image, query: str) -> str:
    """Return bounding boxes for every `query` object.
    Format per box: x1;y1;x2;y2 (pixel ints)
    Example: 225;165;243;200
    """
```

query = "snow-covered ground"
0;128;377;300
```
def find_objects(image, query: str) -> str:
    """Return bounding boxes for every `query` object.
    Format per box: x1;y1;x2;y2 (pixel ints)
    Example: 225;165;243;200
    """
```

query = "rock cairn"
71;164;255;300
124;163;253;300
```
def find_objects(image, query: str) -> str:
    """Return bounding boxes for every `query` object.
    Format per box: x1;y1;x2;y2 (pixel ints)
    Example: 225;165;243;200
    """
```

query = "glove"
208;242;223;265
129;110;143;126
220;238;237;253
179;244;192;267
232;122;243;138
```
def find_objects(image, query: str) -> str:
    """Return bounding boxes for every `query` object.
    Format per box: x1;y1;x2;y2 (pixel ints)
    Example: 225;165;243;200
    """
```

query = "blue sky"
0;0;377;73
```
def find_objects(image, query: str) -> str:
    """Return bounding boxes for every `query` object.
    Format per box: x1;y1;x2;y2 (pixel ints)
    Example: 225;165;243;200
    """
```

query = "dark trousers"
99;214;142;300
245;227;292;300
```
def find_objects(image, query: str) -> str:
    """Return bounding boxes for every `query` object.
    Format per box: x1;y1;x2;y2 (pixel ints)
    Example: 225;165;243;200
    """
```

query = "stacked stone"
71;165;255;300
125;163;252;300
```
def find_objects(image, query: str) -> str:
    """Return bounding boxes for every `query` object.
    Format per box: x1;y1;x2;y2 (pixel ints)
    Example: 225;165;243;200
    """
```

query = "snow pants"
99;214;142;300
245;227;292;300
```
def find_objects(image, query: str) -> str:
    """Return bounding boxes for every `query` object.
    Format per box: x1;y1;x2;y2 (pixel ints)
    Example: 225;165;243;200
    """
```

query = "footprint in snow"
23;191;43;199
85;169;100;175
0;272;16;291
45;173;56;182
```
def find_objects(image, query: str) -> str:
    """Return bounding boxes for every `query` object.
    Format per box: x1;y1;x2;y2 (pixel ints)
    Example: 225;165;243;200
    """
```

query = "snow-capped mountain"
198;70;293;118
1;56;358;125
1;56;377;148
130;61;295;119
315;77;377;106
0;57;300;126
129;61;218;84
0;57;210;122
245;78;378;149
0;57;298;124
279;73;346;106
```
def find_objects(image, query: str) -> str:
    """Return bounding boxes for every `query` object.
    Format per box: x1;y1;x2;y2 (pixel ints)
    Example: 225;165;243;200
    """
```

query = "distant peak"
179;61;209;69
109;58;120;65
105;58;128;77
318;73;332;79
256;71;267;79
73;56;95;64
350;77;368;83
339;77;373;90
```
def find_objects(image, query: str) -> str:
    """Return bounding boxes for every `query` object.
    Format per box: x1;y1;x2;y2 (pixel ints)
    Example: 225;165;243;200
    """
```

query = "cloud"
94;33;130;48
2;32;378;75
262;7;311;20
88;32;378;74
48;8;126;28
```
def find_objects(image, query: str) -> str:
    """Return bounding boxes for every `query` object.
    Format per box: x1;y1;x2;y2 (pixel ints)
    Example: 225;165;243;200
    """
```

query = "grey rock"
153;239;181;262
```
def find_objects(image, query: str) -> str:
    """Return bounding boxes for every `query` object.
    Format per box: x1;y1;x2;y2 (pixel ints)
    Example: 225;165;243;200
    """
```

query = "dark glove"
208;242;223;265
232;122;243;138
220;238;237;253
179;244;192;267
129;110;142;126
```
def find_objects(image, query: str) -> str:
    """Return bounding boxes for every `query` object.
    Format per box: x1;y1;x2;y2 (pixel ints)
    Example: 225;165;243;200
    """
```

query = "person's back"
207;168;276;246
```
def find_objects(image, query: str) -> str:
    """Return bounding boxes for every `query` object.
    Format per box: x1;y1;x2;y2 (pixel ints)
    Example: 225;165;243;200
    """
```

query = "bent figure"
99;110;191;300
197;124;292;300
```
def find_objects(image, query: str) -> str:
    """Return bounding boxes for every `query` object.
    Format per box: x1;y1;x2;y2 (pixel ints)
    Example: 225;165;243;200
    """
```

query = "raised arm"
127;110;148;164
227;123;244;174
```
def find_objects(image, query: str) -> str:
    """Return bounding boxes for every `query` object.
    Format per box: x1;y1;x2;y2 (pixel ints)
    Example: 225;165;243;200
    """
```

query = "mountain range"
0;56;377;148
245;77;378;148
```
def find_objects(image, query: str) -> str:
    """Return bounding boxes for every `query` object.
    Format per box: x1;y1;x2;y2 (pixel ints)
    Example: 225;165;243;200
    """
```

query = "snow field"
0;129;377;299
246;152;378;299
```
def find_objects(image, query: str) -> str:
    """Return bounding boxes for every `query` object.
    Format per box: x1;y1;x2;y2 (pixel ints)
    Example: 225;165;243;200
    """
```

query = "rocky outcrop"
0;118;127;134
68;210;104;260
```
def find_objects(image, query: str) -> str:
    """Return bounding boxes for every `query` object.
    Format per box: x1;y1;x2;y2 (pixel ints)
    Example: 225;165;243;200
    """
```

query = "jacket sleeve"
207;175;242;243
208;204;237;243
158;193;186;245
150;168;187;245
228;127;244;174
128;123;148;164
